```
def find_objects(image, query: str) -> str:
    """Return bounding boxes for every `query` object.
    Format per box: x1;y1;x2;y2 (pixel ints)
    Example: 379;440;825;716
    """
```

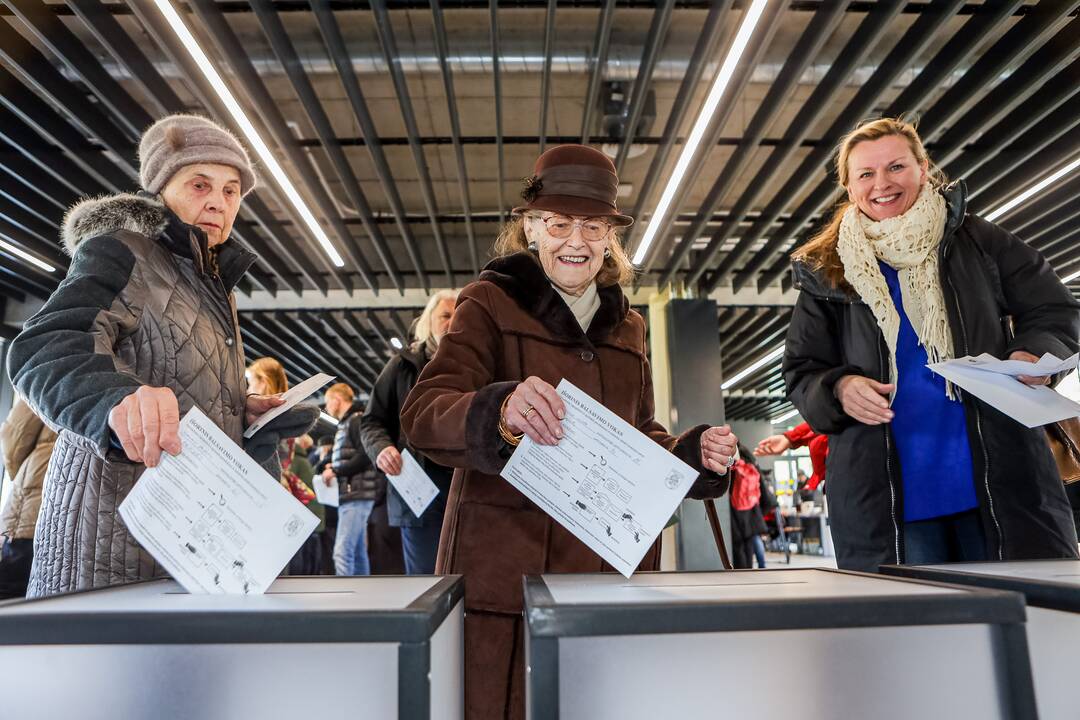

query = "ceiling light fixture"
721;342;785;391
771;407;799;424
0;237;55;273
1062;269;1080;284
152;0;345;267
631;0;771;266
984;155;1080;223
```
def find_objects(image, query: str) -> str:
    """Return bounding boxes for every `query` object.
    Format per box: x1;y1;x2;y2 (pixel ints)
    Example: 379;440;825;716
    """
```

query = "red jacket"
784;422;828;491
730;459;762;511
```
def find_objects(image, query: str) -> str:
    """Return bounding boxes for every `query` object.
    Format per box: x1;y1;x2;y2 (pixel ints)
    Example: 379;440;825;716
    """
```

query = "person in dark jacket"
729;444;767;569
360;289;458;575
323;383;382;575
784;117;1079;573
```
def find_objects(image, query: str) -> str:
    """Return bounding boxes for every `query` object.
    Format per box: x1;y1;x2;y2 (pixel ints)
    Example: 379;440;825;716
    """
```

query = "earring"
603;248;611;258
528;241;538;252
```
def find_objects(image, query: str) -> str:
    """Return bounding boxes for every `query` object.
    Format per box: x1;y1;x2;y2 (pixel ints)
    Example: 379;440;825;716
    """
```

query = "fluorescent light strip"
152;1;345;268
984;155;1080;223
631;0;771;265
320;412;339;425
0;237;55;273
1063;269;1080;284
721;343;784;390
771;407;799;424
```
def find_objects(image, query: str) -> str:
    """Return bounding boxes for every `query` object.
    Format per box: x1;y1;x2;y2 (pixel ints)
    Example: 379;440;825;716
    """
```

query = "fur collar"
60;192;255;290
479;252;628;344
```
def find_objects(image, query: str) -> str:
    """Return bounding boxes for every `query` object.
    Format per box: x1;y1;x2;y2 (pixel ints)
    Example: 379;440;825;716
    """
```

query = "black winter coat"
784;182;1079;573
360;345;453;528
332;402;382;503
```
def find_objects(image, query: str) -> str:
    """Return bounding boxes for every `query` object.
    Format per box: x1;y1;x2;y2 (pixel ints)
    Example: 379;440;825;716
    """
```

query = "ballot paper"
928;354;1080;428
313;475;339;507
388;450;440;518
119;407;319;594
501;379;697;577
244;372;335;438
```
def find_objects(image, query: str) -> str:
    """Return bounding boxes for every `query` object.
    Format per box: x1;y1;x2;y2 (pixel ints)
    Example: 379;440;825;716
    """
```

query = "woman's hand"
108;386;182;467
244;393;286;426
754;434;791;457
376;446;404;476
1009;350;1052;386
835;374;895;425
502;376;566;445
700;425;738;474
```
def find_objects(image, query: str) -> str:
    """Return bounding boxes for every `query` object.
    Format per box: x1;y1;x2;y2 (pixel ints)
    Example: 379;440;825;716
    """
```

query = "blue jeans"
401;523;442;575
904;508;988;565
751;534;766;568
333;499;375;576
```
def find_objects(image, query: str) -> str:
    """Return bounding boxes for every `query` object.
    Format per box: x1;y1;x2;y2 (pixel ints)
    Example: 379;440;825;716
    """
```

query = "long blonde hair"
247;357;288;395
414;289;460;344
494;213;635;287
792;117;947;288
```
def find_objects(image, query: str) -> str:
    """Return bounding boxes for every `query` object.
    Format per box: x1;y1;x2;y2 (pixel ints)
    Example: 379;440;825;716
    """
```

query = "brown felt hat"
512;144;634;226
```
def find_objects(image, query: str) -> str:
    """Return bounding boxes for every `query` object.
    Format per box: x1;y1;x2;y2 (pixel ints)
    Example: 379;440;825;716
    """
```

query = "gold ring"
521;405;535;419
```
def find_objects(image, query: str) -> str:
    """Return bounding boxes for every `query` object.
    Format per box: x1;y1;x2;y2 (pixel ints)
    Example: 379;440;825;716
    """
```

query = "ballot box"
523;569;1035;720
884;559;1080;720
0;575;463;720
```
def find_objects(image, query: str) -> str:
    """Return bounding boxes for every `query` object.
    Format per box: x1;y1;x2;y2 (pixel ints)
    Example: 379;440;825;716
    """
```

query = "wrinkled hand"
377;446;403;476
108;386;181;467
754;434;791;457
503;376;566;445
1010;350;1051;386
700;425;738;474
835;375;894;425
244;393;286;426
322;466;335;482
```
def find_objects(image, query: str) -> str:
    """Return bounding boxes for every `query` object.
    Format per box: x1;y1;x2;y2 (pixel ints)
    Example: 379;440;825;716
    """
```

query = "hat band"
536;164;618;208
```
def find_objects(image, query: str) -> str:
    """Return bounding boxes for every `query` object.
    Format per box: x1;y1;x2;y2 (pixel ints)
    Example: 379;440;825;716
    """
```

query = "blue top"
880;262;978;522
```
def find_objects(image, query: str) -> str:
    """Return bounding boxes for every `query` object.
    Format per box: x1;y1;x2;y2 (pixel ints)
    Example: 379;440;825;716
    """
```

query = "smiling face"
525;213;611;296
160;163;242;247
845;134;928;222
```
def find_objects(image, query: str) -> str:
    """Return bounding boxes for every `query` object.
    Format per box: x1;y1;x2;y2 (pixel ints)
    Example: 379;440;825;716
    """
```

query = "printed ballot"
313;475;339;508
388;449;440;518
120;407;319;594
928;353;1080;428
244;372;335;438
501;379;698;577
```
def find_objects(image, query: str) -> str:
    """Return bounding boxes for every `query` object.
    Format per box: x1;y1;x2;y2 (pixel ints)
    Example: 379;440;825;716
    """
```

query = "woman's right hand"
502;376;566;445
754;434;791;457
108;386;182;467
835;375;895;425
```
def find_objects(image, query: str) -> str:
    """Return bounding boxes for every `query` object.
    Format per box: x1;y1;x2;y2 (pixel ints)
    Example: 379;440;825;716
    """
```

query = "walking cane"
704;498;733;570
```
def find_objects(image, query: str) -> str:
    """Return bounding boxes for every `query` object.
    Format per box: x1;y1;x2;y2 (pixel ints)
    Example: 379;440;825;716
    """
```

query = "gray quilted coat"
7;193;255;598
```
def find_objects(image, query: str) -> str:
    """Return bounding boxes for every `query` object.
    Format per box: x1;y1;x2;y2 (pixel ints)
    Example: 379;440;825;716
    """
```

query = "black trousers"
0;538;33;599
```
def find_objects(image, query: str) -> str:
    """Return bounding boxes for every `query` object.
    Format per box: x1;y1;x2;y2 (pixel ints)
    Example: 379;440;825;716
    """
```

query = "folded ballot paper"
927;353;1080;428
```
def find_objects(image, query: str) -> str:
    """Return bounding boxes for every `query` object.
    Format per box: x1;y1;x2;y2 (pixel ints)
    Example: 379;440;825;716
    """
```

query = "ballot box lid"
883;559;1080;614
523;568;1024;638
0;575;463;645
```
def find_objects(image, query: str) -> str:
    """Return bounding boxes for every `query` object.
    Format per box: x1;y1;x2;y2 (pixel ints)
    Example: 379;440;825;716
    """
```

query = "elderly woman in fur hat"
8;114;316;598
400;144;737;720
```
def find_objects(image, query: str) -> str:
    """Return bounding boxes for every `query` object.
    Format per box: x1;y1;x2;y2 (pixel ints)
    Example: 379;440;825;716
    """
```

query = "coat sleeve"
783;421;817;448
360;356;402;465
973;216;1080;361
0;400;42;479
783;291;861;435
635;352;729;499
7;235;146;456
400;284;515;476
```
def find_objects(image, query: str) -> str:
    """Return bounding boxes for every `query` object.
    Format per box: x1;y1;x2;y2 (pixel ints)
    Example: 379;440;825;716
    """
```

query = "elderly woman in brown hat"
8;113;316;598
401;144;737;719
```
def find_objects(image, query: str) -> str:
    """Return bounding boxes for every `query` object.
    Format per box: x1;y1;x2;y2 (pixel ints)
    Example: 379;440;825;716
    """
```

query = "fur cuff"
465;381;520;475
673;424;730;500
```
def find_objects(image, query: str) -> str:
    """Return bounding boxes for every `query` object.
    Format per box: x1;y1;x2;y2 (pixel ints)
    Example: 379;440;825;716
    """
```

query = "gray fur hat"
138;114;256;195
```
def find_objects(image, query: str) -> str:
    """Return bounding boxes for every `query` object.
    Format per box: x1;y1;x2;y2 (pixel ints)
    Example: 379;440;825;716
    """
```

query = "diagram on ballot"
571;457;649;544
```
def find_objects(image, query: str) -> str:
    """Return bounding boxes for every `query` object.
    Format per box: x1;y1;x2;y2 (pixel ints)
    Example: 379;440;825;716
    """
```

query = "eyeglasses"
538;214;612;242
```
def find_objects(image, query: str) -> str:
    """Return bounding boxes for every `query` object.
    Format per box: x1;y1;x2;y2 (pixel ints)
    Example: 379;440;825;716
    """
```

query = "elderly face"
525;213;612;296
845;135;928;222
160;163;242;248
431;297;456;343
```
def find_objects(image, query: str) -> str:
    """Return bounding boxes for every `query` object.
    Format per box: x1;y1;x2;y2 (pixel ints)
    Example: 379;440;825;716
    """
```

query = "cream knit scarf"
836;183;954;399
553;281;601;332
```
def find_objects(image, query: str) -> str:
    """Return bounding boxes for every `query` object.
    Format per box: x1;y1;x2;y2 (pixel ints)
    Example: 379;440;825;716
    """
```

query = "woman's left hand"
700;425;738;474
1009;350;1052;386
245;393;286;426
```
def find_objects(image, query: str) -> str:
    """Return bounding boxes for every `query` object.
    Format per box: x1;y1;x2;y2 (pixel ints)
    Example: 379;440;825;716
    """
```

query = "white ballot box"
0;575;463;720
884;559;1080;720
523;569;1035;720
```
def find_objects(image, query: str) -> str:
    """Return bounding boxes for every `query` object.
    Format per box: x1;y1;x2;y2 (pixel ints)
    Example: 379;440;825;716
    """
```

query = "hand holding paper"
244;373;335;438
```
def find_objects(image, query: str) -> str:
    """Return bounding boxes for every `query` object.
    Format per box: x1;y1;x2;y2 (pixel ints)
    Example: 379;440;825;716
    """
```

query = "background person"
784;117;1078;572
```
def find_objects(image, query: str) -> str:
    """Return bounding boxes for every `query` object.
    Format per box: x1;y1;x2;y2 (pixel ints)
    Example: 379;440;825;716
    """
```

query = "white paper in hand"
119;407;319;594
244;373;335;438
313;476;339;507
928;359;1080;427
500;379;697;577
387;450;440;517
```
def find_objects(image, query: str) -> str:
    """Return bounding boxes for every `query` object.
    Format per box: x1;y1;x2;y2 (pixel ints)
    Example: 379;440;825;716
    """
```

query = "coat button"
226;338;234;346
580;350;594;362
